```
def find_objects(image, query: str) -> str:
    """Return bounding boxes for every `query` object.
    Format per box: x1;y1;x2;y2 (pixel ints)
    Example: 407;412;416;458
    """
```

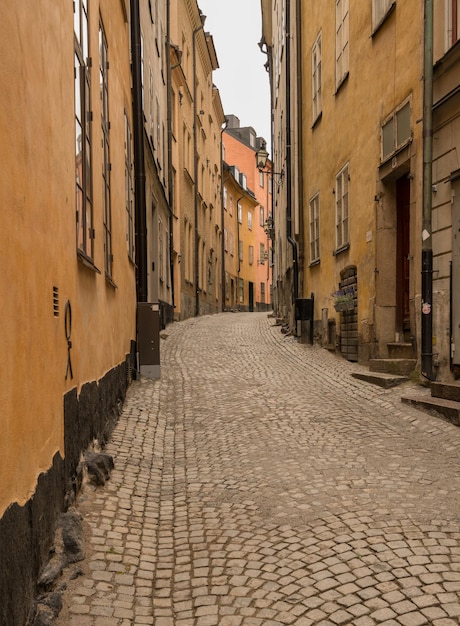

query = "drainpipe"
421;0;435;380
285;0;299;305
166;0;175;317
131;0;147;302
221;137;230;311
193;19;204;317
236;194;244;310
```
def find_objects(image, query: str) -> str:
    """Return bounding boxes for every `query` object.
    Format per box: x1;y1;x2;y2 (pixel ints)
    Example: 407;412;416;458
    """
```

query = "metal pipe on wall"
130;0;148;303
421;0;435;380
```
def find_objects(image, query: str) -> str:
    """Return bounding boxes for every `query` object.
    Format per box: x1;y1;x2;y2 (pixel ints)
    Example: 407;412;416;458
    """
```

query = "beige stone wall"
170;0;224;319
299;0;423;361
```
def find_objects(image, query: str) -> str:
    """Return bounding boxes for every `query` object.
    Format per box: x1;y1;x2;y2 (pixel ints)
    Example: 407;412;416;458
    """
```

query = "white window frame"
335;0;349;90
372;0;395;32
312;31;322;123
446;0;460;50
381;97;411;162
309;193;320;263
336;163;349;250
248;210;253;231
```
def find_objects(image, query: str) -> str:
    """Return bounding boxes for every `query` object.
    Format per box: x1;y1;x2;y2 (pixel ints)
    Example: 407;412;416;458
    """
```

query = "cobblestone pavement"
59;313;460;626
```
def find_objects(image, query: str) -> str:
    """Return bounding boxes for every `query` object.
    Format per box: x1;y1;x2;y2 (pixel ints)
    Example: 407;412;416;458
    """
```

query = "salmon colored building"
223;116;273;311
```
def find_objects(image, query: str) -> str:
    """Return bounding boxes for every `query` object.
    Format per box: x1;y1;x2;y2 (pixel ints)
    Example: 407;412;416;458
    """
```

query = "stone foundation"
0;356;131;626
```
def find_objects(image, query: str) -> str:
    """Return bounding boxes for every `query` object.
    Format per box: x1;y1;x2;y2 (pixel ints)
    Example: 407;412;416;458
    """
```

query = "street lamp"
255;140;269;170
255;140;284;181
264;214;274;240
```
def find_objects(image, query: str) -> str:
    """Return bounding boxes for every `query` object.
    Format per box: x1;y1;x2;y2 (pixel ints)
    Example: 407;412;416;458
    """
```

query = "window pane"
396;102;411;146
382;118;394;159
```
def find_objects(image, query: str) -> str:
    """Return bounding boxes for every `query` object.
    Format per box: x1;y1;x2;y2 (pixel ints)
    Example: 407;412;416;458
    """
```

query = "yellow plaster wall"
301;1;423;347
0;1;136;515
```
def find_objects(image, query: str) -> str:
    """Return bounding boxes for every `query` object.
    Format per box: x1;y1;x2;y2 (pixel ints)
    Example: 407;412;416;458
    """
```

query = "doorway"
249;282;254;312
396;175;411;340
452;177;460;365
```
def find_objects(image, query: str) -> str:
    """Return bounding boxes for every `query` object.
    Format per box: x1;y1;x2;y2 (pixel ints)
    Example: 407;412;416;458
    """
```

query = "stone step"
387;342;414;359
352;371;408;389
401;394;460;427
369;358;417;376
431;381;460;402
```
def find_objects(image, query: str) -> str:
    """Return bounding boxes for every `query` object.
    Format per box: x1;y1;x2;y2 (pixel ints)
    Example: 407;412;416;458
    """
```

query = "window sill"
309;258;320;268
105;274;118;289
334;71;349;96
371;2;396;37
77;250;101;274
312;111;322;130
333;243;350;257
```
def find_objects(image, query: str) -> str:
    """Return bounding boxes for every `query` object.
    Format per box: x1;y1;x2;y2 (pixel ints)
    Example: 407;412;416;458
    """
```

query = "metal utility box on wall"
137;303;160;379
295;297;314;321
295;296;314;345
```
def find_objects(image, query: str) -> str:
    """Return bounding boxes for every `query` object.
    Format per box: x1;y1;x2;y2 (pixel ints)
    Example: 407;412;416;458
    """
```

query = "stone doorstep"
431;381;460;402
369;358;417;376
401;394;460;426
387;342;415;359
351;371;408;389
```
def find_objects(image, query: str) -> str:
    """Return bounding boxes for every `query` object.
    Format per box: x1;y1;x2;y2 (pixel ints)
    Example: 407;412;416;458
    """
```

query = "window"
239;240;243;262
239;278;244;303
125;112;135;261
259;171;265;188
372;0;394;31
335;0;349;90
100;22;112;278
248;211;253;231
260;282;266;303
159;219;164;282
259;243;265;265
224;228;228;252
381;99;411;162
249;245;254;265
260;206;265;227
312;32;322;123
229;194;233;216
309;193;320;263
237;202;242;224
223;187;227;210
446;1;460;49
229;232;234;256
74;0;93;259
336;164;349;250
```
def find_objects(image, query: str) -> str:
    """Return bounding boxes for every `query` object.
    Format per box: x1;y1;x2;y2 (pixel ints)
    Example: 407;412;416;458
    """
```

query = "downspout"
221;128;230;311
236;194;244;309
193;21;204;317
421;0;435;379
131;0;148;302
285;0;299;304
166;0;175;316
295;0;304;298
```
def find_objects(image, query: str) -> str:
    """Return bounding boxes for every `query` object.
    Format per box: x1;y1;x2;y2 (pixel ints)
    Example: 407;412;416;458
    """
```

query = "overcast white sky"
197;0;271;148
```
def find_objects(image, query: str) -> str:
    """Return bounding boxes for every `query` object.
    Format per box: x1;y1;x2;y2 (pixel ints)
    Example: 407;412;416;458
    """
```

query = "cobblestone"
56;313;460;624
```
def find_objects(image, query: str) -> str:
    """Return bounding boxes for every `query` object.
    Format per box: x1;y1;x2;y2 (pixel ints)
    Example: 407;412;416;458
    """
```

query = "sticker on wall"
422;303;431;315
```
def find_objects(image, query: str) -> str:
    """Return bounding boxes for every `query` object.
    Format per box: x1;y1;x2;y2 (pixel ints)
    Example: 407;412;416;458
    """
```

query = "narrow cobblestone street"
59;313;460;626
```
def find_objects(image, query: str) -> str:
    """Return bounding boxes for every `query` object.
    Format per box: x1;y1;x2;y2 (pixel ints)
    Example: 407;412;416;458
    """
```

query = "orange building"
223;116;273;310
0;1;136;621
223;164;259;310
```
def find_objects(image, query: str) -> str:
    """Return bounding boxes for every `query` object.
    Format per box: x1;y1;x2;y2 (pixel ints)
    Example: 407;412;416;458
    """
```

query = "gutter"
285;0;299;304
421;0;435;380
130;0;147;302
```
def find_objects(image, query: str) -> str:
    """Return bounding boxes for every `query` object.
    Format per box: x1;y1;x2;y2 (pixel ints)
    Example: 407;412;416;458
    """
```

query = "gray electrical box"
137;302;160;379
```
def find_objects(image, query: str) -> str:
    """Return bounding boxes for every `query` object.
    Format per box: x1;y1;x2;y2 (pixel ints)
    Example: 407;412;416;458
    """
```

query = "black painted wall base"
0;355;131;626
